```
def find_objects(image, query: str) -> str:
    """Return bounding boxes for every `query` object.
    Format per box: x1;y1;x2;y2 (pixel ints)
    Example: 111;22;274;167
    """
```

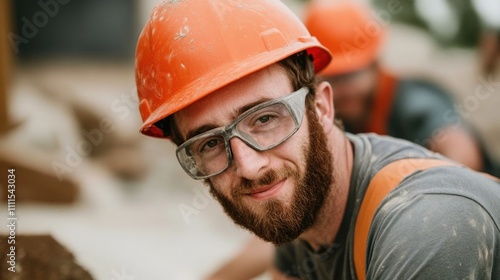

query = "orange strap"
353;158;458;279
365;70;398;135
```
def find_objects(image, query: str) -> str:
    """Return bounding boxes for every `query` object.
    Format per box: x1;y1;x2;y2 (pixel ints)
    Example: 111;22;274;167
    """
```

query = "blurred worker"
306;1;499;177
135;1;500;279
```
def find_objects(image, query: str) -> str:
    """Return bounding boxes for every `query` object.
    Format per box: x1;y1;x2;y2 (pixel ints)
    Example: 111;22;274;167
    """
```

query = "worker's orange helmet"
136;0;332;138
305;1;385;76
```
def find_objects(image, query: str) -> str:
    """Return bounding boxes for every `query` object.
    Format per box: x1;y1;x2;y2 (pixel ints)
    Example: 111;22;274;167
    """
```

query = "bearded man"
134;1;500;279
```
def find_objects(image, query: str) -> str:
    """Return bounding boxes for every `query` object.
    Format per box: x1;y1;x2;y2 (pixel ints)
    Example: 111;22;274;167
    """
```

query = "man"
135;1;500;279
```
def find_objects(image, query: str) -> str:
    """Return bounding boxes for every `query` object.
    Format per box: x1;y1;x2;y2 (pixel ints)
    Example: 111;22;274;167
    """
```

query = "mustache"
234;165;296;195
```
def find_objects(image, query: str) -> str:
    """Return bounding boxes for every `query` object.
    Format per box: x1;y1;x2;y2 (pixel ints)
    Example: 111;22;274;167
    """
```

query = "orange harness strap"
365;71;398;135
353;158;459;279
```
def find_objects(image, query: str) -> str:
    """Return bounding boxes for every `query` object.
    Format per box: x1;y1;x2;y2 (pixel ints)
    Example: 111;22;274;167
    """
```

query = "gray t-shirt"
275;133;500;279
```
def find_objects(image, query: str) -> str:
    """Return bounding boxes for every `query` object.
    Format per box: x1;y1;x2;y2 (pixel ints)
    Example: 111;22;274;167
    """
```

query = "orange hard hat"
136;0;332;138
305;1;385;76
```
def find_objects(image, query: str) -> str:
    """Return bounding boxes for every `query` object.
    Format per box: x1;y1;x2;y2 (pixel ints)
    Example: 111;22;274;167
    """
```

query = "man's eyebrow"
234;97;272;117
186;124;218;141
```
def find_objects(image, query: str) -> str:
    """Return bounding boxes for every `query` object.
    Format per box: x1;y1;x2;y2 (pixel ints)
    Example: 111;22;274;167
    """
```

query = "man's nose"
229;137;269;180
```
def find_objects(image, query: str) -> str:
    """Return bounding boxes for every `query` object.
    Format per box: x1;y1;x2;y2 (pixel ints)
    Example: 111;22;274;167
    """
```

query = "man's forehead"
174;65;292;137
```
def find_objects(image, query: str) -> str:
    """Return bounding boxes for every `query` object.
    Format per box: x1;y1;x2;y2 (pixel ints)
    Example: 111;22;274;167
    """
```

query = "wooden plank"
1;235;94;278
0;136;80;204
0;155;80;204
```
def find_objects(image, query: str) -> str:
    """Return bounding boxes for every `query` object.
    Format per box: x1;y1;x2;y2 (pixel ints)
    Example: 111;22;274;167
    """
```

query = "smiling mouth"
246;179;286;200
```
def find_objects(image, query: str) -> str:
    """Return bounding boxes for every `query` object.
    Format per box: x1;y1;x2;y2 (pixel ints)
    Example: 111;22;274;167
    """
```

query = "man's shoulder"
388;79;461;142
394;79;455;106
390;79;457;121
349;133;442;174
367;165;500;278
378;165;500;228
351;133;500;232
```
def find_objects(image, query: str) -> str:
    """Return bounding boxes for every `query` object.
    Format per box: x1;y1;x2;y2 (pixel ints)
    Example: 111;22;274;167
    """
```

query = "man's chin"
236;197;287;221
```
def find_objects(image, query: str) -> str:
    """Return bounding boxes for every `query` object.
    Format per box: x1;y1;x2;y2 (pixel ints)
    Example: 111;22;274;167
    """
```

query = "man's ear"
314;81;335;133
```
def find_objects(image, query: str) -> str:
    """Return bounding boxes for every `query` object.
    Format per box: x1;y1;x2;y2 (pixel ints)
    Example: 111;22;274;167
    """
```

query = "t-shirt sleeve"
388;80;460;146
366;192;499;279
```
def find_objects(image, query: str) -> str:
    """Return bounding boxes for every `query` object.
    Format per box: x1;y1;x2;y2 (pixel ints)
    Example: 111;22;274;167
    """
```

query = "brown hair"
278;51;318;94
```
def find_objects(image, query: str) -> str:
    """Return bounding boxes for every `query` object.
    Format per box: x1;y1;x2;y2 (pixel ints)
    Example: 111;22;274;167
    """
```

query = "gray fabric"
388;79;458;147
388;79;500;177
274;133;500;279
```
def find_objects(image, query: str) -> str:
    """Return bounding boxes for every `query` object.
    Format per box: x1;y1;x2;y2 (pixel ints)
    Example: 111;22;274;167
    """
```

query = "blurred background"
0;0;498;279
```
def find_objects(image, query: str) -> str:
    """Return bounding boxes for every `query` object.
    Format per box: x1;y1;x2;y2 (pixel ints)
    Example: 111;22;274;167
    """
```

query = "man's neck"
299;128;354;251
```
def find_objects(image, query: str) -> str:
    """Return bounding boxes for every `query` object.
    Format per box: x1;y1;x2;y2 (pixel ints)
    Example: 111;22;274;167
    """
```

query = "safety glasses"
176;87;309;179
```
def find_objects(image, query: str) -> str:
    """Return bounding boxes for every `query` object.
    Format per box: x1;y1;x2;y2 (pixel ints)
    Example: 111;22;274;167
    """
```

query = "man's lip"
246;179;286;200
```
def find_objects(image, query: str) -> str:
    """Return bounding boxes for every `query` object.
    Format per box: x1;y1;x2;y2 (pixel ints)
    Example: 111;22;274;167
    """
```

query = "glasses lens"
236;103;297;149
177;134;228;178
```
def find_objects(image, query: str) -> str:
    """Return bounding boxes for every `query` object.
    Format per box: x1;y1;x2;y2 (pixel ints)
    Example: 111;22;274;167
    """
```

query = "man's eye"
205;139;219;148
257;115;272;124
199;138;223;153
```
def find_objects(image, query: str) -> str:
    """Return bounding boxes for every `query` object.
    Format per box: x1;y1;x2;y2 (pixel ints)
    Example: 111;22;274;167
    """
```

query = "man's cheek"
207;177;231;198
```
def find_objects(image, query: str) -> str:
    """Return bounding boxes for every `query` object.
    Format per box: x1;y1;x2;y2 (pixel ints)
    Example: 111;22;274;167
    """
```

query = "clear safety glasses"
176;87;309;179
